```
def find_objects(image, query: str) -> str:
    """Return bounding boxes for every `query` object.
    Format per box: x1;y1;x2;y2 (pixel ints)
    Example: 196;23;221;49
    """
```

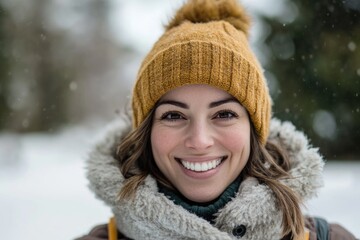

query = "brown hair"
116;108;304;239
116;107;171;198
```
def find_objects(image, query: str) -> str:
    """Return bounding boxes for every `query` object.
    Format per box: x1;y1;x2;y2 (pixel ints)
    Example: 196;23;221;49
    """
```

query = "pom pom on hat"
166;0;250;37
132;0;272;144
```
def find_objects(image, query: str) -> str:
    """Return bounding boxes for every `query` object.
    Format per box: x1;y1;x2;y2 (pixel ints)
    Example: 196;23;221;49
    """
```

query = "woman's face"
151;84;251;203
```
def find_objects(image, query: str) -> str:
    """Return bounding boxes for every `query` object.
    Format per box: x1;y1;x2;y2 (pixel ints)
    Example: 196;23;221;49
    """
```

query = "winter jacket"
77;216;356;240
77;118;357;240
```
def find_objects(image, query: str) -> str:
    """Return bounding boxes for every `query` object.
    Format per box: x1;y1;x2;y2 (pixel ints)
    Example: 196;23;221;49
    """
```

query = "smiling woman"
151;85;251;203
76;0;357;239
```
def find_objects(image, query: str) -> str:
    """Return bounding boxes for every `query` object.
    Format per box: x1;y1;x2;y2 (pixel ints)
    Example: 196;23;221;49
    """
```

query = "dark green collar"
158;177;241;223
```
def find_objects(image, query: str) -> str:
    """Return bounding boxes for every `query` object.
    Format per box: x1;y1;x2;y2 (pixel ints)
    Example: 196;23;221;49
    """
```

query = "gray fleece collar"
86;118;324;240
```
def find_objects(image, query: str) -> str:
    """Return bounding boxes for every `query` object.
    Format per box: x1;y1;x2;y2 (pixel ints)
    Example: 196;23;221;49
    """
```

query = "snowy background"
0;123;359;239
1;0;359;239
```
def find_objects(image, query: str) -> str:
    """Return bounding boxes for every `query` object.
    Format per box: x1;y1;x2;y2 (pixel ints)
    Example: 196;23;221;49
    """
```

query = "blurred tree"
0;3;11;129
0;0;72;132
26;0;69;131
0;0;133;132
261;0;360;159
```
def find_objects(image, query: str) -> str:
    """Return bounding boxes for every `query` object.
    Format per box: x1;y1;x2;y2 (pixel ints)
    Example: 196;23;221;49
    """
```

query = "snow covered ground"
0;124;359;239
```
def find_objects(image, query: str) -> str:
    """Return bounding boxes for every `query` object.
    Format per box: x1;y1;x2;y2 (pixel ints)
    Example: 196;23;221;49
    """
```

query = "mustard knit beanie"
132;0;272;144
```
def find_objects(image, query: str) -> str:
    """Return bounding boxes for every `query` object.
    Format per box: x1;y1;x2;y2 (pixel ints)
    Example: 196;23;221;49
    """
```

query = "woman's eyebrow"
157;100;189;109
157;98;238;109
209;98;238;108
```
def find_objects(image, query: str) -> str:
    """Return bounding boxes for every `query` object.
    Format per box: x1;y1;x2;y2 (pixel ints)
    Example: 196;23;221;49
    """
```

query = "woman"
77;0;357;239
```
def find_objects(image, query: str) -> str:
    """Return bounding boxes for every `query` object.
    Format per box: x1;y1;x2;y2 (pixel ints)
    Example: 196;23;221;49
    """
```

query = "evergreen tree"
0;3;11;129
0;0;119;132
262;0;360;159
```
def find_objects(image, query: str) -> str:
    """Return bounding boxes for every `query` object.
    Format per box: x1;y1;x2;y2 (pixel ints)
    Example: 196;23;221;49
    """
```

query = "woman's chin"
180;188;222;203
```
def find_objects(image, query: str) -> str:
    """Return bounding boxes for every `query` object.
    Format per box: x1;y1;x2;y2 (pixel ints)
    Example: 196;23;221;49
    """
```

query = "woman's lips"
175;156;227;172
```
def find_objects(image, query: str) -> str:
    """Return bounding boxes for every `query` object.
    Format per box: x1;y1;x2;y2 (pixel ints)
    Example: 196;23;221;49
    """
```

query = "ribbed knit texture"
132;1;271;144
159;177;241;223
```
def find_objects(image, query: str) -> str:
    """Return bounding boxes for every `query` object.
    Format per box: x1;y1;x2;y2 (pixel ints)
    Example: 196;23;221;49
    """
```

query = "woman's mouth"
176;157;226;172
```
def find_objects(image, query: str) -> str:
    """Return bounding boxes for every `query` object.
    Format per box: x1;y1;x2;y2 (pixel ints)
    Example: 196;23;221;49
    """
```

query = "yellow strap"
108;217;118;240
304;229;310;240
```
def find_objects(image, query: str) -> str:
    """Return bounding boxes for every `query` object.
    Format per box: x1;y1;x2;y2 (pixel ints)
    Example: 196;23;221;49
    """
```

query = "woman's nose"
184;121;214;150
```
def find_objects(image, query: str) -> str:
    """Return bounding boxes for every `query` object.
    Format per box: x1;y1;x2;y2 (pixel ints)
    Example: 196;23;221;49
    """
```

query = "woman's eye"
214;110;238;120
160;112;185;121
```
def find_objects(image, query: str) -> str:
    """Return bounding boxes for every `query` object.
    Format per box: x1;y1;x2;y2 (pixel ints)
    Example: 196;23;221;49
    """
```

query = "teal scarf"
159;177;241;223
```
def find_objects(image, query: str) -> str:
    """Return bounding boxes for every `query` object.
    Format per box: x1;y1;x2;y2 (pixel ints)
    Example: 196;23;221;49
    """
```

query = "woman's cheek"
151;128;178;158
219;126;250;149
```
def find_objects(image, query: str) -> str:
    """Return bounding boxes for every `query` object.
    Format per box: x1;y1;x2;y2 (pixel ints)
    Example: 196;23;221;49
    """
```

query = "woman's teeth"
180;158;222;172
